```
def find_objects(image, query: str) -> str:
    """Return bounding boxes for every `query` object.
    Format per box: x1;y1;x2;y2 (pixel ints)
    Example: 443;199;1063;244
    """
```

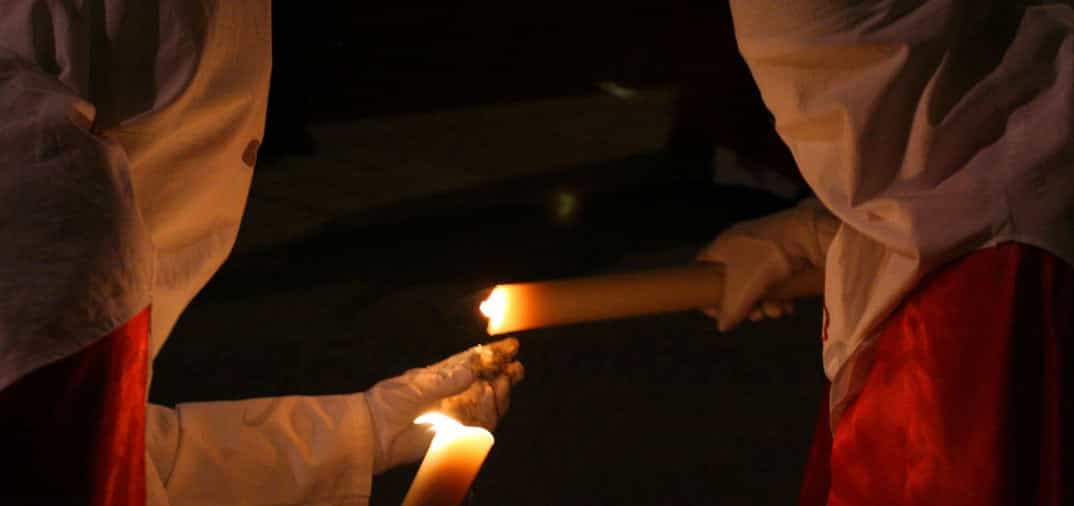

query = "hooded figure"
0;2;522;505
700;0;1073;504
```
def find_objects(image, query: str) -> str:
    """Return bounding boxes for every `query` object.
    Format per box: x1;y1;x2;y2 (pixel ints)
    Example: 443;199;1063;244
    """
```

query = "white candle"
401;413;495;506
480;264;823;335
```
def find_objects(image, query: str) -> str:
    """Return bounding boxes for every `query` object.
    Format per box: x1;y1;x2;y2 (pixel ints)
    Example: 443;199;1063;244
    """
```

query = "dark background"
150;3;825;504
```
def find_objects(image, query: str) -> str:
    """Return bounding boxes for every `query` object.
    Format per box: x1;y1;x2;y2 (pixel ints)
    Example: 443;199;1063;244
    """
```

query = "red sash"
0;308;149;506
800;243;1071;505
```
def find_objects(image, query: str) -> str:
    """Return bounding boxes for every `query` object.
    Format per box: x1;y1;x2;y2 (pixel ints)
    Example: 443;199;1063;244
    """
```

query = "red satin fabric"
0;308;149;506
799;387;833;506
799;243;1072;505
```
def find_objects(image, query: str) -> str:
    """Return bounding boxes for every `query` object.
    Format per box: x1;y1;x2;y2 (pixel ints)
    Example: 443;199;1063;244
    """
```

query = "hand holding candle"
696;199;837;331
363;338;523;475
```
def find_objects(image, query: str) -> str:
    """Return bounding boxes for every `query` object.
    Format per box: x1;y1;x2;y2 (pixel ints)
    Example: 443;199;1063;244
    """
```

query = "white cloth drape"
729;0;1074;420
1;2;377;503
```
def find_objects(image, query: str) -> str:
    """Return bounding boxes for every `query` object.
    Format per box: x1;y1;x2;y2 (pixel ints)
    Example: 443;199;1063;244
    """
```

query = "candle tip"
414;412;462;430
479;287;507;332
414;412;494;449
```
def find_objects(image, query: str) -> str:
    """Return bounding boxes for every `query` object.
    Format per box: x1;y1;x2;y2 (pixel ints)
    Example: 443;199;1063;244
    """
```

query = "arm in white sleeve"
144;339;524;506
146;397;375;506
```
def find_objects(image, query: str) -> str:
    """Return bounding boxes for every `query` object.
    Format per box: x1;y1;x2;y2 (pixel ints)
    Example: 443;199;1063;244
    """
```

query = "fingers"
413;361;477;400
482;337;520;361
440;381;498;430
762;300;794;318
367;342;523;474
491;373;512;416
695;232;797;332
437;361;522;432
493;361;524;413
419;339;524;432
472;337;520;380
425;336;519;392
503;361;524;385
474;337;519;367
706;300;796;330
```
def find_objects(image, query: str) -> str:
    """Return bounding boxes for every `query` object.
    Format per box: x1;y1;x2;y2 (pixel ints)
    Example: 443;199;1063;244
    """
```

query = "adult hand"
363;338;523;474
697;199;837;331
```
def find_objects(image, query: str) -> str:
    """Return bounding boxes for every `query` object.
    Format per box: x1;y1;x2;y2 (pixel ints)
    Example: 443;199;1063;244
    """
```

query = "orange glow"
404;412;495;506
414;412;494;451
479;287;506;333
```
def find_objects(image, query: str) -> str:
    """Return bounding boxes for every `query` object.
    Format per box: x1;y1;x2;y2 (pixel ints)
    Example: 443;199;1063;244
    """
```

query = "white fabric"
0;0;260;390
146;396;376;506
729;0;1074;419
0;50;155;392
141;339;522;506
697;198;838;331
102;0;269;358
0;1;386;504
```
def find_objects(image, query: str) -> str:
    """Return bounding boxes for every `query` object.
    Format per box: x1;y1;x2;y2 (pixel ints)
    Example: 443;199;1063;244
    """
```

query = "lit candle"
401;413;495;506
480;264;823;335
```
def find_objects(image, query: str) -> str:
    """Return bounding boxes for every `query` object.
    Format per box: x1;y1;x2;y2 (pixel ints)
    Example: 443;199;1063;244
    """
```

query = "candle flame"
479;287;506;332
414;412;464;432
414;412;494;450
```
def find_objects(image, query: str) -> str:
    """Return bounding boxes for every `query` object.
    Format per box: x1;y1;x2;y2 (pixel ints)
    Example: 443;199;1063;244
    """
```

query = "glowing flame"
415;412;463;432
414;412;493;450
479;287;506;332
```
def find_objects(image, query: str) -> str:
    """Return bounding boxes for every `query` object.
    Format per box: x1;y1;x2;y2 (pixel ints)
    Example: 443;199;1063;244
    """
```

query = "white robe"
729;0;1074;420
0;1;376;504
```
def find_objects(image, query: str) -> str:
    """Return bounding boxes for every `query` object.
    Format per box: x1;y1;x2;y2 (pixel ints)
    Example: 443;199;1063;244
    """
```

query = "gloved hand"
363;338;524;474
696;198;838;331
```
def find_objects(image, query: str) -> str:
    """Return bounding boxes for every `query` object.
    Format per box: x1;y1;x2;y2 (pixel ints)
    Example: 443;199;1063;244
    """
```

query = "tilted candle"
481;264;823;335
401;413;495;506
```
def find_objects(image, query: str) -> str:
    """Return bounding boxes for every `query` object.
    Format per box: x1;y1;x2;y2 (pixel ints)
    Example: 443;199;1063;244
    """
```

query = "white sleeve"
146;395;376;506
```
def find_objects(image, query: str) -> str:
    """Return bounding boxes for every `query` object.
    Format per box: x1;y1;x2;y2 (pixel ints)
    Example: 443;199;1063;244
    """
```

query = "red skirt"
799;243;1072;505
0;308;149;506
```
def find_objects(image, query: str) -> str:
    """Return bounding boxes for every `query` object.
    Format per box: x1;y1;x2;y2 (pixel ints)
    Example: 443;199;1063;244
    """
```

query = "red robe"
0;309;149;506
800;242;1072;505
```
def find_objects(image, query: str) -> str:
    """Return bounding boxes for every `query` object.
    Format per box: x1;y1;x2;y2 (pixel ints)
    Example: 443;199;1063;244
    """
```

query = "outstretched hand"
364;338;524;474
